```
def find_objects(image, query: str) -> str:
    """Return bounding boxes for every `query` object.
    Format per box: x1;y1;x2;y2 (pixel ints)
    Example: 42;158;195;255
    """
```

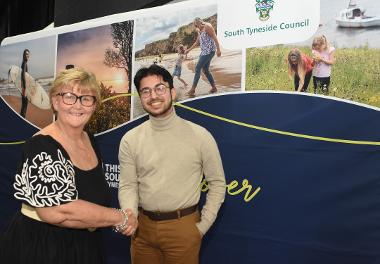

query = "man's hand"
121;209;138;236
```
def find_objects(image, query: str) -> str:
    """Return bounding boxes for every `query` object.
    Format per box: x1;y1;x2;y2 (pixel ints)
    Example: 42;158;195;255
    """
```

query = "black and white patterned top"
13;134;109;208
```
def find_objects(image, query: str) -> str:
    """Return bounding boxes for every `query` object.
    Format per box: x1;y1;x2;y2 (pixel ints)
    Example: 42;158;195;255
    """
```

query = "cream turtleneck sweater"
118;108;226;234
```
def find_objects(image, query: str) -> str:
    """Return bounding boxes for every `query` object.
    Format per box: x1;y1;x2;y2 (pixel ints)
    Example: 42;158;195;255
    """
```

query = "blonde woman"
186;17;221;96
1;68;136;264
287;48;313;92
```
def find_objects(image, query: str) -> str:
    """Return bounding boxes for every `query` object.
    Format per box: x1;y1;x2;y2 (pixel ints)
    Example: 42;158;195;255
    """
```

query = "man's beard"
144;97;172;117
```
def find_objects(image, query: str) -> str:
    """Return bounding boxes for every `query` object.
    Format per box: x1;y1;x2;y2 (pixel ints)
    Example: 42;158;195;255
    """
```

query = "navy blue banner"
1;92;380;263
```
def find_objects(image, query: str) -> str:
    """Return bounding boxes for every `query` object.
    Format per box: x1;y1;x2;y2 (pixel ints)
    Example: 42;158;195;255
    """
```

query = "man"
118;64;226;264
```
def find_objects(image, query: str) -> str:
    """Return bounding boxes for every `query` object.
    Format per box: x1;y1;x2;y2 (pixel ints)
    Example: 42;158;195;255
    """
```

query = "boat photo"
335;0;380;28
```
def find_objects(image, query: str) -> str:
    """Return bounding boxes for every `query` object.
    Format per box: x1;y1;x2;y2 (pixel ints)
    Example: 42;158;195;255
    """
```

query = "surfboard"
8;65;51;110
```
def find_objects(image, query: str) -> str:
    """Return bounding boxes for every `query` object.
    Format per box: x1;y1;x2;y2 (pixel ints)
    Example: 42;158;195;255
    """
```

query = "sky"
135;4;217;51
57;24;131;93
0;36;56;79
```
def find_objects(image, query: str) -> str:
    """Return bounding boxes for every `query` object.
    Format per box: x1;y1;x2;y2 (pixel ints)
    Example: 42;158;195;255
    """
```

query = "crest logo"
255;0;275;21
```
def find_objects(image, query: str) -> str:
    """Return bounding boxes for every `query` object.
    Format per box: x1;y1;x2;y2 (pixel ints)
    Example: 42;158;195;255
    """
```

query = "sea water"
298;0;380;48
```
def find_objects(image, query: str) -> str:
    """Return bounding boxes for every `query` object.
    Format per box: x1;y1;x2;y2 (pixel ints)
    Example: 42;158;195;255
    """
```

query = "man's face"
139;75;176;118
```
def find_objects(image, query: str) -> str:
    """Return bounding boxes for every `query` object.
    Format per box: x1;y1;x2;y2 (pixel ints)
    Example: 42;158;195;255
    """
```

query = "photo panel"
56;20;134;134
132;4;243;118
245;0;380;108
0;36;56;128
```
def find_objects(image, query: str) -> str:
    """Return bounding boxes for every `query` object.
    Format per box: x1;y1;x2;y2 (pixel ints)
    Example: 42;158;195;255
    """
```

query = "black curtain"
0;0;173;43
0;0;55;43
54;0;172;27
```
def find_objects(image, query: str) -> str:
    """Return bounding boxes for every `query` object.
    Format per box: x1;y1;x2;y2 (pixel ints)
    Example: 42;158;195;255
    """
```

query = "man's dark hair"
134;64;174;94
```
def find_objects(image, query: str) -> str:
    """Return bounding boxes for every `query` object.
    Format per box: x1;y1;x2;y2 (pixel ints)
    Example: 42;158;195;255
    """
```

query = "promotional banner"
218;0;320;48
1;0;379;263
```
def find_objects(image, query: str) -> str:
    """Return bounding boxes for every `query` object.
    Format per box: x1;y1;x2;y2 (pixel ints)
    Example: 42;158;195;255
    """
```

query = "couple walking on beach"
173;17;221;97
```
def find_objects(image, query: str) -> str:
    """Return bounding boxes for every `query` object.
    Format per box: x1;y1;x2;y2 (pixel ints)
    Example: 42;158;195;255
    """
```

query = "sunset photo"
57;21;134;133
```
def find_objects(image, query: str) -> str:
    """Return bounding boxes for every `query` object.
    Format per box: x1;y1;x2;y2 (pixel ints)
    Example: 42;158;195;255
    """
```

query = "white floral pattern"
14;149;78;207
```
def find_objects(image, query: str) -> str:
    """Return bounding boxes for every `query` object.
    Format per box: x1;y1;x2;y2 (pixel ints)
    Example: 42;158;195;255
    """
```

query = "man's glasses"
139;84;168;98
56;92;97;107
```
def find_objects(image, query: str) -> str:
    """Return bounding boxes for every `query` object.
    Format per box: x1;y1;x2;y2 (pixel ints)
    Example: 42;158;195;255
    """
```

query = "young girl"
312;35;335;95
172;44;188;87
287;48;313;92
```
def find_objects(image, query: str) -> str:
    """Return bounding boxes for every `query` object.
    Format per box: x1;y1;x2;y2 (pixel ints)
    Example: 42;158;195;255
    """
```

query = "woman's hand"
216;48;221;57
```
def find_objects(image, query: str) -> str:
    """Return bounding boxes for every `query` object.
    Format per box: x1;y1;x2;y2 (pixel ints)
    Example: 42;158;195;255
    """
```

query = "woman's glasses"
56;92;96;107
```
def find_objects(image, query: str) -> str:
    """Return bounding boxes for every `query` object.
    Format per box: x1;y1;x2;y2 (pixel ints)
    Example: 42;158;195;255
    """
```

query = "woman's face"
194;20;202;29
52;84;96;129
25;51;30;61
290;55;298;65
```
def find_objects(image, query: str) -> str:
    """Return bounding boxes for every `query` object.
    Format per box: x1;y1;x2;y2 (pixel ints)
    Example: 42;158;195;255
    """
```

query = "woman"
0;68;136;264
20;49;30;117
186;17;221;96
287;48;313;92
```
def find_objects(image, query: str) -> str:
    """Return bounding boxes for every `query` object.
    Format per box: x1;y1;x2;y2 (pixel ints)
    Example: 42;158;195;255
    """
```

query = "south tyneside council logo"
255;0;275;21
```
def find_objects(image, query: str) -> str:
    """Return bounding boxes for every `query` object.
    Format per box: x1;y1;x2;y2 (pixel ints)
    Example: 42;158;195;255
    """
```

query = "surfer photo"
20;49;30;117
0;36;55;128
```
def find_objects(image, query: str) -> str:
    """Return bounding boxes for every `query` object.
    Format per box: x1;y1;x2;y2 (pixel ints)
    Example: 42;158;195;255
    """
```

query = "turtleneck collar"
149;107;178;131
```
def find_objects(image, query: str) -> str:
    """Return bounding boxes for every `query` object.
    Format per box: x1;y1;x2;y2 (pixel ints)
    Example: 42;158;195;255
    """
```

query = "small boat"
335;0;380;28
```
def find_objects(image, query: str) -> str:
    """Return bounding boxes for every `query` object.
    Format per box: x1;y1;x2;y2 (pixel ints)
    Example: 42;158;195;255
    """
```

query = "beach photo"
245;0;380;108
57;20;134;134
0;36;55;128
133;4;242;118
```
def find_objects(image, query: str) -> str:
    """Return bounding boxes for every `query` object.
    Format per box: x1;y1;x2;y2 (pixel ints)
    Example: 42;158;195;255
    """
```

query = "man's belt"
141;204;198;221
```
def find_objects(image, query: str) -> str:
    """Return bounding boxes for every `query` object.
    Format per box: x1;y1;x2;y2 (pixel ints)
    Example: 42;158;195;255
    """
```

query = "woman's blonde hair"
193;17;204;28
49;68;101;107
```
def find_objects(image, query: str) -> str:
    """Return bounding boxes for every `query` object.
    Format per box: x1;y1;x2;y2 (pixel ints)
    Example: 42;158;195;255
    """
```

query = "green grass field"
245;45;380;108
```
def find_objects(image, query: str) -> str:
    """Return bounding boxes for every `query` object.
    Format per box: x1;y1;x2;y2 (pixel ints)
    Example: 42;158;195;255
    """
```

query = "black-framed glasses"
139;84;168;98
56;92;97;107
